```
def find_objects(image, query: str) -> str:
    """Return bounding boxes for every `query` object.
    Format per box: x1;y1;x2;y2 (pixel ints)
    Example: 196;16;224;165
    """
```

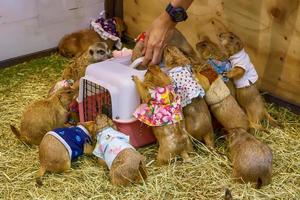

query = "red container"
78;80;156;148
114;119;156;148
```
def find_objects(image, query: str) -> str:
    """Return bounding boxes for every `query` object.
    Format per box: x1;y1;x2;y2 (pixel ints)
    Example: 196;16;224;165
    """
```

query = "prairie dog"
161;47;214;148
132;65;193;165
193;70;249;130
196;37;227;61
58;29;114;58
163;45;191;68
218;32;278;130
183;97;215;148
195;38;236;98
93;114;147;186
227;128;273;188
36;121;97;186
88;42;112;63
10;88;75;145
61;42;112;90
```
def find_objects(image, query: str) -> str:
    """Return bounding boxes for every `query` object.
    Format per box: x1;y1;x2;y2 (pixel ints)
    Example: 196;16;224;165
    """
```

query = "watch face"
171;8;187;22
166;3;188;22
174;12;183;19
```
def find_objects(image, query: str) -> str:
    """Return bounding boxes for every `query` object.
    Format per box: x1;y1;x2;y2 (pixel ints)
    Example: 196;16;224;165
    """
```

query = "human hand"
141;12;176;66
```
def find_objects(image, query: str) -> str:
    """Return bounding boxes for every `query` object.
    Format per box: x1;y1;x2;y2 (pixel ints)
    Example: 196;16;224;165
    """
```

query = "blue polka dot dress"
47;125;92;161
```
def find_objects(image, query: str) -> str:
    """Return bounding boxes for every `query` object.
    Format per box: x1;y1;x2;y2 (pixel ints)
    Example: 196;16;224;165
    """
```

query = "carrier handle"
129;57;145;69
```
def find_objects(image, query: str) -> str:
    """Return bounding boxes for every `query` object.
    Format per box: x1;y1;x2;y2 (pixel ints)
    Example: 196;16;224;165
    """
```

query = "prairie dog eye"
229;36;234;40
201;43;207;47
97;49;106;55
89;49;94;55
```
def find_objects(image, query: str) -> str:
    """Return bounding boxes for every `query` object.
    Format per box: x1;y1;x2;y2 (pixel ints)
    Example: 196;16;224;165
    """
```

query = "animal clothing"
228;48;258;88
133;85;183;127
207;59;231;82
46;125;92;161
93;127;134;169
91;11;122;49
167;65;205;107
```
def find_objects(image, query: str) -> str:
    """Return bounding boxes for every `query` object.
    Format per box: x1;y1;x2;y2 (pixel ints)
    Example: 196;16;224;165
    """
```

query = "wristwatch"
165;3;188;22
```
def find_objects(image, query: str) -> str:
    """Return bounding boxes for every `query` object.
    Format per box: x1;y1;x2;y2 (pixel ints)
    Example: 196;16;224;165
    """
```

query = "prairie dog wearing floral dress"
133;85;182;127
132;65;193;165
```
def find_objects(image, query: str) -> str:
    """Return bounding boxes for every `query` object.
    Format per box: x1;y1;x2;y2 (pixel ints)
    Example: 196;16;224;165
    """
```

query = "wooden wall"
124;0;300;106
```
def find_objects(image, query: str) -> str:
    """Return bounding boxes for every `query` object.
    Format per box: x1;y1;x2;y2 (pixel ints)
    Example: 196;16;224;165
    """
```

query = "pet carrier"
78;56;156;148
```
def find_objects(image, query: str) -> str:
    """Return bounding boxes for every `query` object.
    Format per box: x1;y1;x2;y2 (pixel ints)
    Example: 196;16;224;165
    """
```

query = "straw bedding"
0;54;299;200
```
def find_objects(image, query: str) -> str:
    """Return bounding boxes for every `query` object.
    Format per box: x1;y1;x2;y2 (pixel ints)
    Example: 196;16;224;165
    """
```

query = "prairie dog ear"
148;65;160;73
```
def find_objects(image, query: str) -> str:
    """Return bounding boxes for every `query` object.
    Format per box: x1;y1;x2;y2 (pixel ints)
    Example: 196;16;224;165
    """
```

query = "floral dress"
133;85;183;127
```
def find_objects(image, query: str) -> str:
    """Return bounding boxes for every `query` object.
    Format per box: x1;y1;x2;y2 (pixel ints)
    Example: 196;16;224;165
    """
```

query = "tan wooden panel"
124;0;300;105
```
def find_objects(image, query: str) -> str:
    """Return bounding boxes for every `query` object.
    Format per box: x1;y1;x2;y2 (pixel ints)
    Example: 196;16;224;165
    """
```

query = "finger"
142;32;149;55
150;44;164;65
142;44;154;66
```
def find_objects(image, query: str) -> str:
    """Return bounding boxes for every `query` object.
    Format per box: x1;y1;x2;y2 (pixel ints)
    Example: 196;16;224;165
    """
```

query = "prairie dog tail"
224;188;233;200
138;160;148;180
36;166;46;187
265;111;281;127
256;178;263;189
10;125;23;141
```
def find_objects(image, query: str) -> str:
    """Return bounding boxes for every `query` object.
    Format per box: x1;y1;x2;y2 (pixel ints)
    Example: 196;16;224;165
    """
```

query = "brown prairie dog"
163;45;191;68
58;29;114;58
93;114;147;186
195;38;236;97
162;47;215;148
200;75;249;130
218;32;278;130
61;42;112;91
183;97;215;148
132;65;193;165
10;88;75;145
195;36;227;62
36;121;97;186
227;128;273;188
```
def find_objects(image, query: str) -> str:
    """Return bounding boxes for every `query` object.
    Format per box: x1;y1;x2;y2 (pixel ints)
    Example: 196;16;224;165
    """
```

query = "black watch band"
165;3;188;22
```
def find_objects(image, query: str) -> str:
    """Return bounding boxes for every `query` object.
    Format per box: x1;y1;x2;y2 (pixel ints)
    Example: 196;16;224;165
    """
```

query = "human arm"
141;0;194;66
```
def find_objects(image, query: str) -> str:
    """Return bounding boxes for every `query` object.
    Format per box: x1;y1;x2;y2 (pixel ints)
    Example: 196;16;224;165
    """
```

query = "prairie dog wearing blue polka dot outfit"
46;125;92;161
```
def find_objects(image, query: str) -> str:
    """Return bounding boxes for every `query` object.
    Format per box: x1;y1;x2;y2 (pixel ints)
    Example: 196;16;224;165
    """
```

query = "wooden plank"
124;0;300;106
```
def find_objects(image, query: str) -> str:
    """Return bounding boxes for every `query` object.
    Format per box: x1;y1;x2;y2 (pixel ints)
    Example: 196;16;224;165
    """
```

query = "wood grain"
124;0;300;105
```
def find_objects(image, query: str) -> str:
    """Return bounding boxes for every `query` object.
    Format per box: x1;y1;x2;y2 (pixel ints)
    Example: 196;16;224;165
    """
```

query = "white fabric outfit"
229;48;258;88
93;127;134;169
167;65;205;107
